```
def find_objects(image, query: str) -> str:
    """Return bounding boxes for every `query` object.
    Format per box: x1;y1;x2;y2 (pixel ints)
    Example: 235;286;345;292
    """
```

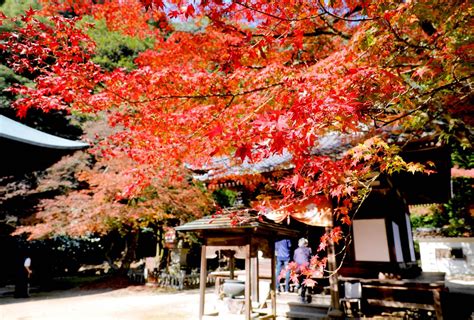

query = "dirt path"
0;286;207;320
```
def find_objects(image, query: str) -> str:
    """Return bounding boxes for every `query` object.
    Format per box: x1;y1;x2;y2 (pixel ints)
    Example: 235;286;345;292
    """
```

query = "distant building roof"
192;129;440;182
192;131;370;181
0;115;89;150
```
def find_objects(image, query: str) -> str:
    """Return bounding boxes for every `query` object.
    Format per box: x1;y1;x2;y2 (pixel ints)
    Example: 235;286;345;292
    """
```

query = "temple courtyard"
0;285;202;320
0;274;473;320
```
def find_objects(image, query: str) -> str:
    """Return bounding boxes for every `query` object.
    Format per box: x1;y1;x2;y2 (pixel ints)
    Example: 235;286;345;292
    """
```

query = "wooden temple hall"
176;131;455;319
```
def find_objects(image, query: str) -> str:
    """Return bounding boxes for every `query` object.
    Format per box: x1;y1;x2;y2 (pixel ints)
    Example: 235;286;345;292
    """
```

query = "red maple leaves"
3;1;472;272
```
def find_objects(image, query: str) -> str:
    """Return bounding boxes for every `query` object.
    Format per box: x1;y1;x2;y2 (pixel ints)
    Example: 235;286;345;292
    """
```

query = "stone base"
223;297;245;314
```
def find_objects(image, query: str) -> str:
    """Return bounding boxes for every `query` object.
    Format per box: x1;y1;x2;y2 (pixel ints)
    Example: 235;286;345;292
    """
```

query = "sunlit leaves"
3;0;472;268
15;154;214;239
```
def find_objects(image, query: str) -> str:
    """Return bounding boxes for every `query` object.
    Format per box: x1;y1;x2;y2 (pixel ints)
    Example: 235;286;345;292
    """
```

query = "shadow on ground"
0;275;174;305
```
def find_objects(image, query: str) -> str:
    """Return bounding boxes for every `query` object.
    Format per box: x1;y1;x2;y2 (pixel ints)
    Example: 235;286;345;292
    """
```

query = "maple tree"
1;0;472;275
10;118;213;270
15;154;212;238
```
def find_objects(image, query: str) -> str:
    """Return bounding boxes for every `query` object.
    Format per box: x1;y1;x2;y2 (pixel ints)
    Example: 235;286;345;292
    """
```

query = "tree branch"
233;0;324;22
108;82;284;105
384;19;432;50
316;0;378;22
376;74;474;127
188;95;236;139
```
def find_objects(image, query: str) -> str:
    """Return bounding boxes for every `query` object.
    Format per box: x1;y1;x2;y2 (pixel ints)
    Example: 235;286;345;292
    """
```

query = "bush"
80;17;154;71
212;188;237;208
411;178;473;237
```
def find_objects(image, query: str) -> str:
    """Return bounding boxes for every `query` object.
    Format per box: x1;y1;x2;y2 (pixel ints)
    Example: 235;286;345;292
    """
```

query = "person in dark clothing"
275;238;291;292
14;254;32;298
294;238;311;303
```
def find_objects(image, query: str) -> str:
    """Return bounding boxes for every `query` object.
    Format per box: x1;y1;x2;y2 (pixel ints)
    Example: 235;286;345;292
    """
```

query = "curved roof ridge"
0;115;89;150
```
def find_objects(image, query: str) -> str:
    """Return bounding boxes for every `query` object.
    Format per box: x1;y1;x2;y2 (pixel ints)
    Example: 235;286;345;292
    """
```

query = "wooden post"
245;244;251;320
326;227;343;318
230;251;235;280
432;289;443;320
270;245;277;319
199;245;207;320
251;253;259;303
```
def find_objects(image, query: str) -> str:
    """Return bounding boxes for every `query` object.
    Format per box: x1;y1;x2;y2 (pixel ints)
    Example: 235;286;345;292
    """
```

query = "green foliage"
212;188;237;208
411;177;473;237
0;0;40;17
0;64;33;110
79;17;154;71
443;178;473;237
17;234;106;275
451;145;474;169
410;207;447;230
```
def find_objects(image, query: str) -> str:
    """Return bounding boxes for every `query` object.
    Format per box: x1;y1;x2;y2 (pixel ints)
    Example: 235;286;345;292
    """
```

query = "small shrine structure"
175;211;299;320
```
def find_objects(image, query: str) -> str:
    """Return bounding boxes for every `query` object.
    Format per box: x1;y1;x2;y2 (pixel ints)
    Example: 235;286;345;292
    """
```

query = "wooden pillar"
433;289;443;320
270;246;277;318
229;251;235;280
326;227;343;317
245;244;252;320
251;253;259;303
199;245;207;320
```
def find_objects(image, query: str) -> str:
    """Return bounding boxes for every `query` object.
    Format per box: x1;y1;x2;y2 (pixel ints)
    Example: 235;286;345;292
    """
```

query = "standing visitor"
15;253;32;298
294;238;312;303
275;238;291;293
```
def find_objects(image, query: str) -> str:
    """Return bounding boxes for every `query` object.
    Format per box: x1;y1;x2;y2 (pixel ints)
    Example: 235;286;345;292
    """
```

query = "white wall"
417;237;474;275
353;219;390;262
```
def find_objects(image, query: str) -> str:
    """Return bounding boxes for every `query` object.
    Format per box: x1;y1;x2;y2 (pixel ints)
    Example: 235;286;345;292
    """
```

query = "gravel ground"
0;286;208;320
1;278;472;320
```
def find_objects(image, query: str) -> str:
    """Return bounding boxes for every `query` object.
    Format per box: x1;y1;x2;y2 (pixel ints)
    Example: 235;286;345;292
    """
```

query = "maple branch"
188;95;236;139
238;94;274;125
109;82;284;104
251;28;350;40
316;0;378;22
233;0;325;22
318;14;352;40
322;176;377;278
376;74;474;127
384;19;432;50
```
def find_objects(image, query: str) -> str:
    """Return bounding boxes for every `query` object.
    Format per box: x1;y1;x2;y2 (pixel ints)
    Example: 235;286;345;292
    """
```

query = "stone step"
285;310;329;320
287;301;329;314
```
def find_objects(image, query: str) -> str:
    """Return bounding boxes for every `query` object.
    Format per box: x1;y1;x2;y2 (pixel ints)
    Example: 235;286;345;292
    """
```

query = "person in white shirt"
15;253;32;298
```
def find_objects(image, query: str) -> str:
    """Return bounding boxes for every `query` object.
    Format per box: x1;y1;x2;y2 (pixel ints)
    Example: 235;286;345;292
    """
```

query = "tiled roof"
192;131;366;181
192;128;439;182
192;150;293;181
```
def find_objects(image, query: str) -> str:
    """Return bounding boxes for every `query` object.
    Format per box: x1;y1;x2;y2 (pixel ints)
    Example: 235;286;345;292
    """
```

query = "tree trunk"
104;239;120;272
119;230;139;273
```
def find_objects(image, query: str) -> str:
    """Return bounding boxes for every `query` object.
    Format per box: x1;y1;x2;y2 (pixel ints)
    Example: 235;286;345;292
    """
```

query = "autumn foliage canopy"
1;1;472;238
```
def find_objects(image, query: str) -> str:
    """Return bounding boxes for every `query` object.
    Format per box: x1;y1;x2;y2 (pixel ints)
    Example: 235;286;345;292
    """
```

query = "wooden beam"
206;236;249;246
199;245;207;320
229;254;235;280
